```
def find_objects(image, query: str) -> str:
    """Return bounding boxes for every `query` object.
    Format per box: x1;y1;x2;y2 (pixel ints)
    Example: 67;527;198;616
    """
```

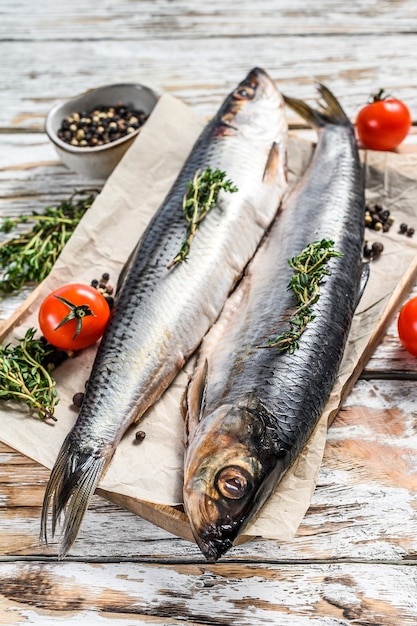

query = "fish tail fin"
283;83;351;129
40;432;108;558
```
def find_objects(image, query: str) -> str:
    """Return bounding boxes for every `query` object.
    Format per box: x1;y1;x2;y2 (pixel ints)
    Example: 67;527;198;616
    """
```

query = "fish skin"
40;68;288;557
183;84;366;561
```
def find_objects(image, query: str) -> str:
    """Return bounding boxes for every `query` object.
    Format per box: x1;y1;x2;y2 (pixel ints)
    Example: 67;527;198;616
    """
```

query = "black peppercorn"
363;240;384;260
72;392;85;408
371;241;384;258
135;430;146;443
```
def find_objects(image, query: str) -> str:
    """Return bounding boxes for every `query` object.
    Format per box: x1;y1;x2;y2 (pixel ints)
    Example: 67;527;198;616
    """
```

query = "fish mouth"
186;492;242;562
234;67;273;101
216;67;277;135
194;522;237;562
184;470;253;561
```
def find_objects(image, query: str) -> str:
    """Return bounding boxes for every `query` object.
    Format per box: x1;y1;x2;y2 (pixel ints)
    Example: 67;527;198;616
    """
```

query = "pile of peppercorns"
57;103;149;148
365;203;394;233
91;272;114;308
363;203;390;260
363;201;415;261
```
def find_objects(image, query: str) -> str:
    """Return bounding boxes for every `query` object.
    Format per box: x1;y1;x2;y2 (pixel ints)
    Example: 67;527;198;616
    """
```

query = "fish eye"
233;84;256;100
215;466;252;500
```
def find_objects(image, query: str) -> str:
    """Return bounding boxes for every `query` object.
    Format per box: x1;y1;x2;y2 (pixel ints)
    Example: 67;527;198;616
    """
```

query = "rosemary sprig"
0;189;98;296
168;167;238;268
0;328;58;421
268;239;343;353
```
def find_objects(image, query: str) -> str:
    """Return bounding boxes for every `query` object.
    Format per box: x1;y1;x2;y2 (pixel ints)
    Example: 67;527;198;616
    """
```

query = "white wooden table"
1;1;417;623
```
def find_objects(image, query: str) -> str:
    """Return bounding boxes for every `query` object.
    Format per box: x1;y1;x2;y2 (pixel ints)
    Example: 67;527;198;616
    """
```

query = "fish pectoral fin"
185;359;209;440
263;141;286;184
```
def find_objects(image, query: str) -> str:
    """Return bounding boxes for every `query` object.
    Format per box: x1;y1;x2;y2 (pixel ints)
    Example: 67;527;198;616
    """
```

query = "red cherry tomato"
356;90;411;151
38;283;110;350
397;297;417;357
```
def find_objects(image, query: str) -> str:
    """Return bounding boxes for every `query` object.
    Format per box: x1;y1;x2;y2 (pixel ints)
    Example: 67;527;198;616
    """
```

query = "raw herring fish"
183;85;366;561
40;68;288;556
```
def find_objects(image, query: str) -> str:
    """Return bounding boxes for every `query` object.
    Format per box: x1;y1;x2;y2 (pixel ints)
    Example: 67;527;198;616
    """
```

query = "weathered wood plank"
0;134;103;200
0;34;417;129
281;378;417;562
2;0;417;40
0;561;416;625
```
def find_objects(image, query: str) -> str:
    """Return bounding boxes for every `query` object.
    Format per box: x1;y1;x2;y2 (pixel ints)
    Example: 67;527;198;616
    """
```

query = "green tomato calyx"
53;295;95;340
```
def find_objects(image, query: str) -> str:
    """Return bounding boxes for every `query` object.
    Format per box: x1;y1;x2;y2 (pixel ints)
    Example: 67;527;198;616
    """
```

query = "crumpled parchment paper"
1;93;417;543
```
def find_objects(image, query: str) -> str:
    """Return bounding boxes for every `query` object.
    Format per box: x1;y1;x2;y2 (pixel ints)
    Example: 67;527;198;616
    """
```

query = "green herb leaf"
0;190;99;297
268;239;343;353
0;328;59;421
168;168;238;268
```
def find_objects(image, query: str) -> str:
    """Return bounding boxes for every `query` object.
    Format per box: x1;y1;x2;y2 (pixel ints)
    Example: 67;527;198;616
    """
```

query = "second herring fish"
183;85;367;561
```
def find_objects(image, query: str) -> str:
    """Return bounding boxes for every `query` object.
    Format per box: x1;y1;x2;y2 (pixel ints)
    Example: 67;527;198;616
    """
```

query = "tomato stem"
53;295;95;340
371;88;390;103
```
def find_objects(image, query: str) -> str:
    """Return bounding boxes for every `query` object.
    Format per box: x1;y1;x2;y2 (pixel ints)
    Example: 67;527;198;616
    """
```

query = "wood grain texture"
1;34;417;128
1;0;417;623
0;561;416;625
3;0;417;40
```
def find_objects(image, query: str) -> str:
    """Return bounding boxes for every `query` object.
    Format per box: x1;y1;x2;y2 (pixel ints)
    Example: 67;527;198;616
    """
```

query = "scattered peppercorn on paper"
1;93;417;545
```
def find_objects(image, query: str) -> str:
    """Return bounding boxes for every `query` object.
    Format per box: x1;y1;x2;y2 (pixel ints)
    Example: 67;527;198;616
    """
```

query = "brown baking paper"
1;93;417;543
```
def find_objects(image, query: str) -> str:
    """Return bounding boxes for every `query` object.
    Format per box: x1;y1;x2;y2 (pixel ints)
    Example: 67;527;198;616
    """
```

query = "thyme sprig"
268;239;343;353
0;189;98;296
168;167;238;268
0;328;58;421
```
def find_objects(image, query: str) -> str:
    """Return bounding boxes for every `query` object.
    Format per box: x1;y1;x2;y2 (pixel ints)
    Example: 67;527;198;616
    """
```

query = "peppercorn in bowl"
45;83;158;180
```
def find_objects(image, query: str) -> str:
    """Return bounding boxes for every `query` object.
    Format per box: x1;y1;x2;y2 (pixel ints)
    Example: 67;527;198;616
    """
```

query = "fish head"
216;67;286;140
183;403;281;561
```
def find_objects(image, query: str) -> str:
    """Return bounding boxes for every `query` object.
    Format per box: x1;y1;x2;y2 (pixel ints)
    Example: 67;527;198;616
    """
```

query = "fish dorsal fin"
185;359;209;443
115;240;141;295
355;260;370;309
263;141;286;184
192;359;209;423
